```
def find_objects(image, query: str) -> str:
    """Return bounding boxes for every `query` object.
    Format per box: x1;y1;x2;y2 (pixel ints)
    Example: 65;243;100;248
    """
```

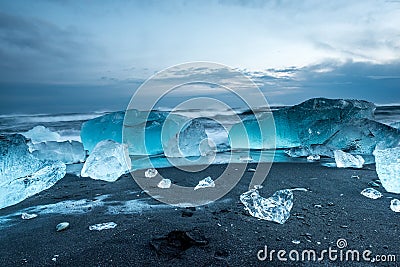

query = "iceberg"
360;188;382;199
373;146;400;193
334;150;364;168
240;189;293;224
81;140;131;182
0;134;66;209
194;176;215;190
30;141;86;164
22;125;61;144
229;98;375;150
81;110;213;157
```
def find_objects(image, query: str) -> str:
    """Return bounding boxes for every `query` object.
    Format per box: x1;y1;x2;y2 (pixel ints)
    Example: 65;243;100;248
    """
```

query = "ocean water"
0;105;399;169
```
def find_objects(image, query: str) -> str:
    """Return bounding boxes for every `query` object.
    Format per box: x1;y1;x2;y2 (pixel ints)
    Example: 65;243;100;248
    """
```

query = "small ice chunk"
89;222;117;231
239;156;253;162
373;146;400;194
21;213;38;220
56;222;69;232
22;125;60;144
81;140;131;182
145;168;158;178
360;188;382;199
307;155;320;161
157;179;172;189
240;189;293;224
194;176;215;190
334;150;364;168
390;199;400;212
254;185;263;189
292;240;301;244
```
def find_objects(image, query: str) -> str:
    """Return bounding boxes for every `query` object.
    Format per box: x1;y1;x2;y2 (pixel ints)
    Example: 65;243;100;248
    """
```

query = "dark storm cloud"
0;12;94;83
256;60;400;105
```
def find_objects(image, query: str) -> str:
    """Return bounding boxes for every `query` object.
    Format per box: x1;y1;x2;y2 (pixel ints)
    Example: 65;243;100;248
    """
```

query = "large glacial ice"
229;98;400;155
230;98;375;150
373;146;400;193
0;134;66;209
80;111;124;153
81;140;131;182
30;141;86;164
22;125;61;144
81;109;213;157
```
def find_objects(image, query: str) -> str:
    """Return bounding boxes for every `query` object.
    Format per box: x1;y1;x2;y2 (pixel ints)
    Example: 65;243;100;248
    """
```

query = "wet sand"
0;163;399;266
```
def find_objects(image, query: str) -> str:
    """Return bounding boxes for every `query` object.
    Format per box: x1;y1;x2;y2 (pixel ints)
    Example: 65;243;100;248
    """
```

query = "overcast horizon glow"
0;0;399;114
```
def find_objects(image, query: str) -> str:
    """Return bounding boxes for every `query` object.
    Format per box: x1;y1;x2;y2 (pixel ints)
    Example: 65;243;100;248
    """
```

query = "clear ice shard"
194;176;215;190
240;189;293;224
81;140;131;182
145;168;158;178
21;213;38;220
81;110;212;157
229;98;376;150
0;134;66;209
30;141;86;164
22;125;61;144
373;146;400;193
334;150;364;168
89;222;117;231
157;179;172;189
56;222;69;232
390;199;400;212
360;188;383;199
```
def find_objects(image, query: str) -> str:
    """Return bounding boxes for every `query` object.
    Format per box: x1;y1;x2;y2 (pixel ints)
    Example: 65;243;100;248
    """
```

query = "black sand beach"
0;162;399;266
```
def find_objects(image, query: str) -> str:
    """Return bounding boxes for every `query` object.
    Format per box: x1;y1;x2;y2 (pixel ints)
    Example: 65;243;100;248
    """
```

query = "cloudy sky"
0;0;399;114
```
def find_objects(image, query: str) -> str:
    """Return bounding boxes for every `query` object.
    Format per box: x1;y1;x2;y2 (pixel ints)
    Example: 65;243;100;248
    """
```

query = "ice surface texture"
81;140;131;182
31;141;86;164
0;134;66;209
373;146;400;193
81;110;212;157
240;189;293;224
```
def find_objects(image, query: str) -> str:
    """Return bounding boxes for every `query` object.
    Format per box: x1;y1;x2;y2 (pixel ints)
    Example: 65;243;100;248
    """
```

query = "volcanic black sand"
0;163;399;266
